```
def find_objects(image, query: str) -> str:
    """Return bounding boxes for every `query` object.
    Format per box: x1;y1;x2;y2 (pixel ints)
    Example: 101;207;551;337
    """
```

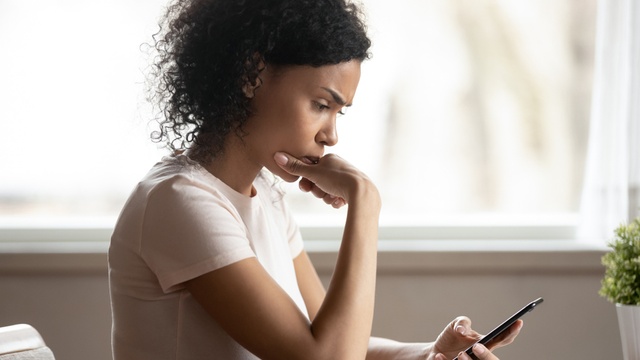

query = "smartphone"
452;297;543;360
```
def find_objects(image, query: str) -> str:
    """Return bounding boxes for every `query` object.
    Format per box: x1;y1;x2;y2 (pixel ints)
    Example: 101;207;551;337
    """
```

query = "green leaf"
600;217;640;305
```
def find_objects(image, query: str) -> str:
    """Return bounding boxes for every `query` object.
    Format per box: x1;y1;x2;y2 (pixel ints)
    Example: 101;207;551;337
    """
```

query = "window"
0;0;165;221
0;0;596;239
285;0;597;234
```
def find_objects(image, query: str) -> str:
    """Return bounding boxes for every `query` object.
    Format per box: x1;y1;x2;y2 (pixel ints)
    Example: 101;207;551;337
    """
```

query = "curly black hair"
149;0;372;162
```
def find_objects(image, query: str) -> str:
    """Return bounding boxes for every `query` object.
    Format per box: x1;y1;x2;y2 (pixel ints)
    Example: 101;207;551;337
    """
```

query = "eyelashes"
313;101;330;111
313;101;348;116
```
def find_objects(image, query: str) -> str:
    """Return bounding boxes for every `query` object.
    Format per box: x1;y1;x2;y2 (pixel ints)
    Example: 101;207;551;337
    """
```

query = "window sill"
0;239;607;275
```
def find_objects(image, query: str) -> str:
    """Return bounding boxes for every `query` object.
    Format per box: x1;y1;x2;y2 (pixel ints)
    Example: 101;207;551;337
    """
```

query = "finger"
331;197;346;208
451;316;475;338
486;320;523;350
309;183;331;200
298;173;346;208
316;189;345;208
324;195;346;208
471;344;499;360
302;179;336;201
274;152;309;176
299;178;314;192
299;179;324;197
322;193;337;204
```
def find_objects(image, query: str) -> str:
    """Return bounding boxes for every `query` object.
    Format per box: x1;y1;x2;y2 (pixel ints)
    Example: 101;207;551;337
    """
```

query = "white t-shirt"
109;154;307;359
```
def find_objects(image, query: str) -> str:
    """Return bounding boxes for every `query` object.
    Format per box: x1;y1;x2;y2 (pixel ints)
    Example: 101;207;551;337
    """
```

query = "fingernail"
473;344;486;355
455;325;466;335
274;152;288;166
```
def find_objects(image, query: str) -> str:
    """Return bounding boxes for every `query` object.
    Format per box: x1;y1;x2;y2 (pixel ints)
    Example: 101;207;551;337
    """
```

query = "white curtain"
578;0;640;243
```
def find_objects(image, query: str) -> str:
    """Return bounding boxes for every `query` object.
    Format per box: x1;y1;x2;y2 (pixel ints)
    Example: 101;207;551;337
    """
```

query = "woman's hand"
274;151;380;359
429;316;522;360
451;343;497;360
274;152;378;209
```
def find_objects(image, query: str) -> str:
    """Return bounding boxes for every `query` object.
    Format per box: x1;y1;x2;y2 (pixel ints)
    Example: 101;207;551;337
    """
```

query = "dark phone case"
452;297;543;360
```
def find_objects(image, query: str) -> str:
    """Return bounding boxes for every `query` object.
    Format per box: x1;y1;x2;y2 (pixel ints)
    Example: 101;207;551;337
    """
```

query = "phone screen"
452;297;543;360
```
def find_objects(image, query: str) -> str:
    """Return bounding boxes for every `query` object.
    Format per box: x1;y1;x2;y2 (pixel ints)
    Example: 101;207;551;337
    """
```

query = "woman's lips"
302;156;319;164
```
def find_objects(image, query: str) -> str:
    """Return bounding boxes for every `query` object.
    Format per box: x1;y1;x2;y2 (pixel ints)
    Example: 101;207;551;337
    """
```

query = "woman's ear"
242;53;266;99
242;80;258;99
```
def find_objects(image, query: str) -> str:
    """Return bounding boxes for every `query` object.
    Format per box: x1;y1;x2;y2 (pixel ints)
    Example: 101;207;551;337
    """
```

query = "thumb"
274;152;310;176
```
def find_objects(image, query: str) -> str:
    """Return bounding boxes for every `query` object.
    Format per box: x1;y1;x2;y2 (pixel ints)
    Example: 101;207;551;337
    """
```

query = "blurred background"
2;1;626;360
0;0;596;227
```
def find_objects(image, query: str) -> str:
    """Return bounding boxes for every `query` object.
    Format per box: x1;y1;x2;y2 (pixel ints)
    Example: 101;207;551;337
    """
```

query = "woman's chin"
267;165;300;183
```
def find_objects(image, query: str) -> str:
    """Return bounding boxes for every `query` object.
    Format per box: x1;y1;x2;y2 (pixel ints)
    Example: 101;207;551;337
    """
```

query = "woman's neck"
189;138;260;197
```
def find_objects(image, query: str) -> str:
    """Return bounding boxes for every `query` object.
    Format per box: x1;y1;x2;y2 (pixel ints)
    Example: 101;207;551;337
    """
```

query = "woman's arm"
294;240;523;360
294;250;430;360
186;152;381;360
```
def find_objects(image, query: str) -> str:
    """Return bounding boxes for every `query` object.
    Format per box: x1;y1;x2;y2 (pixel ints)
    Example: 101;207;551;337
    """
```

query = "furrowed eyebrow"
321;87;350;106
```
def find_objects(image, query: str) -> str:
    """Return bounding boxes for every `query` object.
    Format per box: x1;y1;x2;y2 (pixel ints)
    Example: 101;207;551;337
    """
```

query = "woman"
108;0;522;358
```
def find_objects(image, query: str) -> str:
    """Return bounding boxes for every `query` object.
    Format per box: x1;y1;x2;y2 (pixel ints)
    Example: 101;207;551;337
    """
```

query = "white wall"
0;242;621;360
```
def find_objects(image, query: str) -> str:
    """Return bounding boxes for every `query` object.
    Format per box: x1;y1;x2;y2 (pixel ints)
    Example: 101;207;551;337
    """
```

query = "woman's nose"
316;118;338;146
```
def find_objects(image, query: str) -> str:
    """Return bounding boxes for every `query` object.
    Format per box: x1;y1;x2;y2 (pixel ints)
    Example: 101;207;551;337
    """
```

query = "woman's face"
241;60;362;182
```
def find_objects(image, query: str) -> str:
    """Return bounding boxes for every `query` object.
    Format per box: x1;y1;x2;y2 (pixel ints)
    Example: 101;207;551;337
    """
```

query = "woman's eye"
313;101;348;116
314;101;330;111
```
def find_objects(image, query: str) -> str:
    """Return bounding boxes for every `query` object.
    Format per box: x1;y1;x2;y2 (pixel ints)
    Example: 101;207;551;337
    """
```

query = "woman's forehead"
262;61;362;100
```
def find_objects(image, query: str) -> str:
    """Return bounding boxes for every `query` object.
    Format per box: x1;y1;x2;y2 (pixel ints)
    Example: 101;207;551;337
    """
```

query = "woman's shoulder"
147;153;201;180
135;154;227;203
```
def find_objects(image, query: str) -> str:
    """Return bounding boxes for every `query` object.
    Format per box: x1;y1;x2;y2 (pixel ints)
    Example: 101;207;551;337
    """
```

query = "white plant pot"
617;304;640;360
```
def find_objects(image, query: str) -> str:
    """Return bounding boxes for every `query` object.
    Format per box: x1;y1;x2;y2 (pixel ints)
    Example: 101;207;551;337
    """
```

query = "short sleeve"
141;175;256;293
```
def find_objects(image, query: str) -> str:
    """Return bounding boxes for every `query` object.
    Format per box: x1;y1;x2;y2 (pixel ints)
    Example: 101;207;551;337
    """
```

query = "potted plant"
599;216;640;360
